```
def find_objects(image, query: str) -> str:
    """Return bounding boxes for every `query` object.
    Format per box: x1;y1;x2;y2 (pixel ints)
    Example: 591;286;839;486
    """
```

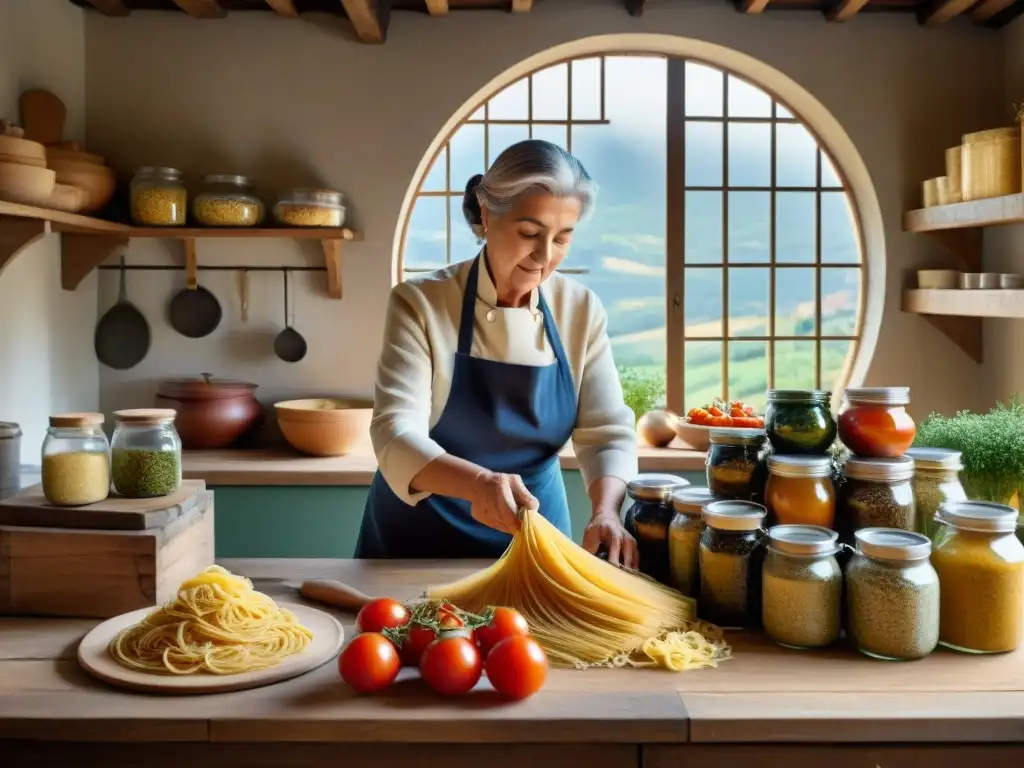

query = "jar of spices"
761;525;842;649
624;474;690;585
846;528;939;660
904;447;967;541
110;409;182;498
130;166;187;226
0;421;21;501
192;175;265;227
706;428;768;501
838;387;916;458
764;390;837;455
699;500;767;628
40;413;110;506
668;486;719;598
765;455;836;528
274;188;346;227
837;456;916;545
931;501;1024;654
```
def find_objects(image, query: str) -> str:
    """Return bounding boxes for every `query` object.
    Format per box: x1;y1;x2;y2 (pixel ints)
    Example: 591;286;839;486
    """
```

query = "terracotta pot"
154;373;262;450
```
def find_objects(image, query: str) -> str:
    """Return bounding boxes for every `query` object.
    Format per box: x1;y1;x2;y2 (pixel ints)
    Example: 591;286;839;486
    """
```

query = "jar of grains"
40;413;110;506
765;455;836;528
837;455;916;545
699;500;767;628
130;166;187;226
706;428;768;502
667;486;719;598
846;528;939;661
838;387;917;458
761;525;843;649
931;501;1024;654
273;188;346;227
764;389;838;455
623;473;690;586
110;409;182;498
904;447;967;541
192;174;265;227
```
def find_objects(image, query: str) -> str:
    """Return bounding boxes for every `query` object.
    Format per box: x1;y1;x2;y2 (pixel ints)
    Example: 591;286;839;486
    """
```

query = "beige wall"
75;3;1004;422
0;0;96;463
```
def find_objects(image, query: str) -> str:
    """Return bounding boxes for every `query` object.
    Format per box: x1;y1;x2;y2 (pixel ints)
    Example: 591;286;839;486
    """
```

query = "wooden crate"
0;480;215;618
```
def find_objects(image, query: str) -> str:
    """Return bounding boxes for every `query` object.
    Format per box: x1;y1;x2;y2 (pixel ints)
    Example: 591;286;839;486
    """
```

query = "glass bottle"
764;389;837;455
667;486;719;598
130;166;187;226
699;500;767;628
765;455;836;528
193;174;265;227
40;413;110;506
110;409;182;498
623;473;690;585
837;455;916;545
706;428;768;501
904;447;967;541
838;386;916;458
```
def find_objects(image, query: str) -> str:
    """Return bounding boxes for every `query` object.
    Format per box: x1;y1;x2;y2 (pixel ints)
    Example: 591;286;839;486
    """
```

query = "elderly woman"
356;139;639;567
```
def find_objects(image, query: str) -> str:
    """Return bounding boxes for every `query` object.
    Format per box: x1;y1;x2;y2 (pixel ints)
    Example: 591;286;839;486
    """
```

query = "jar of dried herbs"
699;500;767;628
706;428;768;502
837;455;916;545
668;486;719;598
624;473;690;586
40;413;110;506
110;409;182;498
904;447;966;541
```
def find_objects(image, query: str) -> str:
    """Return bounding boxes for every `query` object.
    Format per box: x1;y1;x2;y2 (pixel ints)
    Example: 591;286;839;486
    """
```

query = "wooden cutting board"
18;90;67;146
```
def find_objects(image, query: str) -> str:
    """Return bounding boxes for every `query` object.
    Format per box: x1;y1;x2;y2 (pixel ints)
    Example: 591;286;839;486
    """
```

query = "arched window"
400;55;863;417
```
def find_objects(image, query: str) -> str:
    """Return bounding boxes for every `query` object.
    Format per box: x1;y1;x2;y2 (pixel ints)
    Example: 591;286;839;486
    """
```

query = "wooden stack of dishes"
0;123;60;207
922;123;1023;208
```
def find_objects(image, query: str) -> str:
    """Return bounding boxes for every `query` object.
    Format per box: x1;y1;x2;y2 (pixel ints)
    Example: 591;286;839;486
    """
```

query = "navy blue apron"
355;256;577;559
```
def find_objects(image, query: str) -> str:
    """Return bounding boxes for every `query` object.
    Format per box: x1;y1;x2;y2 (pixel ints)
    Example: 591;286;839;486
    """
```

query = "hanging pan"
169;240;222;338
94;255;150;370
273;269;308;363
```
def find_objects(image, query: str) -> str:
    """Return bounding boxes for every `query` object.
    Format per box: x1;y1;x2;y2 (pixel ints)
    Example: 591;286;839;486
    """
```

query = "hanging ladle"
273;269;307;363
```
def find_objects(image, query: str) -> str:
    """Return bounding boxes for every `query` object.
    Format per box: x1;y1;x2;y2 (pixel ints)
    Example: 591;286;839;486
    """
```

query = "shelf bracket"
924;228;982;273
922;315;983;364
61;232;130;290
322;239;343;299
0;217;50;281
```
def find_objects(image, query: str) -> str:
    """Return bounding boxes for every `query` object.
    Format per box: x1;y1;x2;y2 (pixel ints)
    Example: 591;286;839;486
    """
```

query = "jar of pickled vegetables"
931;501;1024;654
706;428;768;501
624;473;690;586
837;455;916;545
130;166;187;226
699;500;767;628
765;455;836;528
838;387;916;458
904;447;967;541
40;413;110;506
764;390;837;455
668;486;719;598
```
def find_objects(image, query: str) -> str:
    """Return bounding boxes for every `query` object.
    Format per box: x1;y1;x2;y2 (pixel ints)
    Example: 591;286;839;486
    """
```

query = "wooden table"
2;559;1024;767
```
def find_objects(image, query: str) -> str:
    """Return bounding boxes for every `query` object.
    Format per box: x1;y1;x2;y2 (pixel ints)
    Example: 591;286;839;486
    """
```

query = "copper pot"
154;373;262;450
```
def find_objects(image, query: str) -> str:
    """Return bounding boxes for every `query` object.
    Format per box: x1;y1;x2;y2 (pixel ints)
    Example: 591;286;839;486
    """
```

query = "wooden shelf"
903;193;1024;234
904;289;1024;318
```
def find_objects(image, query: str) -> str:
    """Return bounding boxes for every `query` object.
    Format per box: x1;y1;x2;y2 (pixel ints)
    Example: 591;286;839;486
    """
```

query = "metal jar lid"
285;188;345;206
708;427;766;447
768;455;833;479
937;500;1019;534
202;174;255;188
843;455;915;482
0;422;21;439
767;524;839;556
627;473;690;503
854;527;932;562
49;412;105;428
904;447;963;472
702;500;766;531
766;389;832;404
671;486;718;515
844;387;910;406
134;166;182;180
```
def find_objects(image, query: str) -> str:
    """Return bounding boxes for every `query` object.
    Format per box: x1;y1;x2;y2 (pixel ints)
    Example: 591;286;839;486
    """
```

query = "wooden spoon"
19;90;67;146
299;579;375;612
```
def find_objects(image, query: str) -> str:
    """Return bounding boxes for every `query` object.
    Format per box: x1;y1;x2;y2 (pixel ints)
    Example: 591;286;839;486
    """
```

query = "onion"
637;410;678;448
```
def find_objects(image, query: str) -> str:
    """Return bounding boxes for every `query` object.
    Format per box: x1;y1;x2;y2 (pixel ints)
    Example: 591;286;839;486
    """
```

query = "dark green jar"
764;390;837;455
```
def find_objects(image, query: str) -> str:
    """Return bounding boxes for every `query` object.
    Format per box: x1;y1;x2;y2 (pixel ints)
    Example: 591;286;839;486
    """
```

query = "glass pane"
776;103;794;119
684;341;723;411
776;267;816;337
421;146;447;192
728;267;770;338
774;341;817;391
685;191;722;263
533;123;567;149
449;123;485;191
684;268;722;338
727;75;772;118
821;268;861;337
776;123;818;187
532;62;568;121
685;62;723;117
728;191;769;263
468;105;485;122
404;196;447;269
571;57;602;120
775;192;816;263
821;191;860;263
729;123;771;187
450;196;478;263
821;150;843;188
822;339;855;393
488;77;529;120
488;123;530;166
728;341;768;413
686;122;723;186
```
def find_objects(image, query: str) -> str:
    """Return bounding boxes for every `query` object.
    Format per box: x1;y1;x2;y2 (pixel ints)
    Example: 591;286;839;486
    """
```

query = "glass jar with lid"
931;501;1024;654
765;455;836;529
837;455;916;545
838;387;916;458
904;447;967;541
623;473;690;585
40;413;110;506
764;389;837;455
274;188;346;227
668;486;719;598
706;428;768;501
761;525;842;649
110;409;182;498
846;528;939;660
130;166;187;226
192;174;265;227
699;500;767;628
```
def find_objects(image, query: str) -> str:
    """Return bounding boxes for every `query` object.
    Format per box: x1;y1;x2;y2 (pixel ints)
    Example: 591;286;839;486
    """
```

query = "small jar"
668;486;719;598
699;500;767;628
274;188;346;227
931;501;1024;654
40;413;110;506
837;455;916;545
764;389;837;455
192;174;265;227
706;428;768;501
846;528;940;661
130;166;187;226
761;525;842;649
903;447;967;541
765;455;836;528
838;387;917;458
110;409;182;498
623;473;690;585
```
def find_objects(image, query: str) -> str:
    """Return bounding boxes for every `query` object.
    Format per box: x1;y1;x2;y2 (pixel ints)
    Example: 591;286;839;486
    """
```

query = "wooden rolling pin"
299;579;376;612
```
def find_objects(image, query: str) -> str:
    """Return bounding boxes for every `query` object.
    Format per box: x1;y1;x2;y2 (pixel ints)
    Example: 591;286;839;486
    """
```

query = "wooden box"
0;480;214;618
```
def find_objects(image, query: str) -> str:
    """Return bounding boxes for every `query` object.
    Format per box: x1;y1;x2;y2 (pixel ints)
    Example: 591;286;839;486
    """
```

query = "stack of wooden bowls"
0;127;64;209
43;142;117;214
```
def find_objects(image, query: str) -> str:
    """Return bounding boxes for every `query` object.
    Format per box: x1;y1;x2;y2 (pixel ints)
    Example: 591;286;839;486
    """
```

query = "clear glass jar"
904;447;967;541
846;528;939;661
764;389;837;455
838;387;917;458
837;455;916;545
765;455;836;529
624;473;690;585
761;525;842;649
40;413;110;506
273;188;346;227
192;174;265;227
130;166;187;226
706;428;768;502
699;500;767;628
668;486;719;598
110;409;182;498
931;501;1024;654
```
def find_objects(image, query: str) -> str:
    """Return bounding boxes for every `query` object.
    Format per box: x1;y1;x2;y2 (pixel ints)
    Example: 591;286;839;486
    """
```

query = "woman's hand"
468;470;538;535
582;509;638;570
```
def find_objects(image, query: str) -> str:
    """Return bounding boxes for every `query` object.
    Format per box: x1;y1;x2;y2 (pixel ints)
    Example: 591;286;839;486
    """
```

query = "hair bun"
462;173;484;227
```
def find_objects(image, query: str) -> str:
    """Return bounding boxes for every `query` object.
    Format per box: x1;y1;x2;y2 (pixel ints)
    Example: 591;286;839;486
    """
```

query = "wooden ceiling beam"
740;0;771;13
624;0;647;15
265;0;299;17
340;0;388;43
970;0;1016;22
826;0;871;21
511;0;534;11
83;0;130;15
426;0;450;14
171;0;227;18
919;0;979;25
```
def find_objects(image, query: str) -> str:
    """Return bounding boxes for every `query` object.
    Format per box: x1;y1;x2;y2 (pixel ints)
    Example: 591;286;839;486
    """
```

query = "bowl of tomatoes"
675;399;765;451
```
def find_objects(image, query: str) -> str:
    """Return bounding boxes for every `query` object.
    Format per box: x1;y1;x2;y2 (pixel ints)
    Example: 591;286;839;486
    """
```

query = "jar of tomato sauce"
838;387;916;458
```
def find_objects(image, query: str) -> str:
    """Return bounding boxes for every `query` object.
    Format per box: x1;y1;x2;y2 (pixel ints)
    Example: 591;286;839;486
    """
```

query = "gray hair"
462;139;597;240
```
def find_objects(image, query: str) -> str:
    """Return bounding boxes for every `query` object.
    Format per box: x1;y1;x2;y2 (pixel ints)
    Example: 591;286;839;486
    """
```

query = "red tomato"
356;598;410;635
485;636;548;700
338;633;400;693
399;623;438;667
839;406;916;458
474;607;530;656
732;416;762;428
419;636;482;697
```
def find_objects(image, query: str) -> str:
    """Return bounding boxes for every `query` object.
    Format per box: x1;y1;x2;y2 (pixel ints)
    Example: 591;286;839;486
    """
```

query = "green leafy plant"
617;366;666;424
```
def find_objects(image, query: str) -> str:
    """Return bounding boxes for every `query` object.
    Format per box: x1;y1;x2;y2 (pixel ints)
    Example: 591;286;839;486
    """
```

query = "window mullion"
665;58;687;415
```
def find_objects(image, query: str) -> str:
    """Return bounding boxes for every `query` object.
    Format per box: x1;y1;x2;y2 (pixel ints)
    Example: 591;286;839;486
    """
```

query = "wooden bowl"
0;134;46;166
0;161;56;205
673;419;765;451
45;145;106;166
42;183;87;213
275;398;373;457
46;158;116;213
